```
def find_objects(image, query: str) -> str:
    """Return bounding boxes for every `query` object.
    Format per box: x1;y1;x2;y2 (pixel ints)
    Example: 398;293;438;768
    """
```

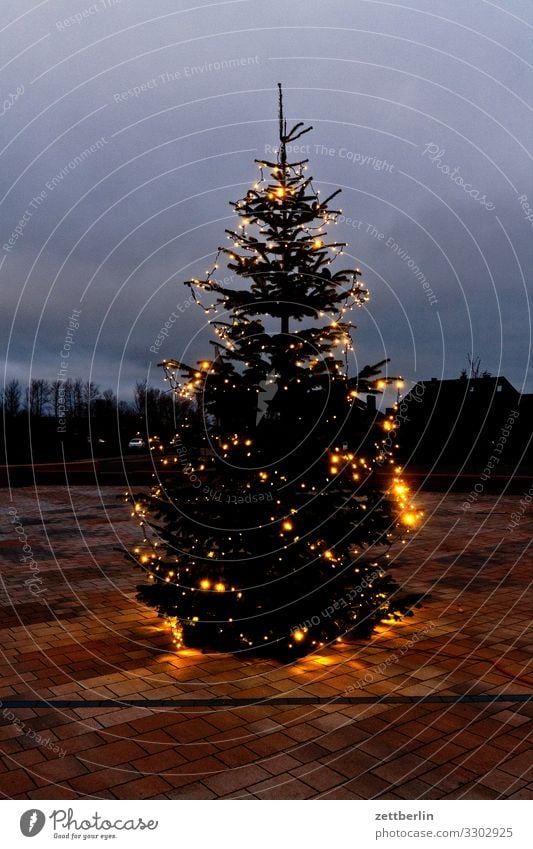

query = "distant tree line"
1;378;191;463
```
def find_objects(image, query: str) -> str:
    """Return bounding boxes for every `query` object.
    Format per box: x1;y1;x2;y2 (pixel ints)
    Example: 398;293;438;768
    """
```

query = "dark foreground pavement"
0;487;531;799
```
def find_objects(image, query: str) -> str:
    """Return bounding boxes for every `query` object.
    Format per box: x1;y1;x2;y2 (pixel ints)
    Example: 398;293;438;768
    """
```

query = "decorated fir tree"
126;85;422;656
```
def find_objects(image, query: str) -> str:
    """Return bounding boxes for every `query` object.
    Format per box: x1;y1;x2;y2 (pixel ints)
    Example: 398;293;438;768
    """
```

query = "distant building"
398;376;533;466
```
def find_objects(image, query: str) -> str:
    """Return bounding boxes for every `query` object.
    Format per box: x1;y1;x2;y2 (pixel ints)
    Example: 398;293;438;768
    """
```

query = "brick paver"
0;486;531;799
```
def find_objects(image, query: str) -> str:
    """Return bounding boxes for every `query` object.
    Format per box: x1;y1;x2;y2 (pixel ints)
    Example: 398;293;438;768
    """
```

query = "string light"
126;85;420;657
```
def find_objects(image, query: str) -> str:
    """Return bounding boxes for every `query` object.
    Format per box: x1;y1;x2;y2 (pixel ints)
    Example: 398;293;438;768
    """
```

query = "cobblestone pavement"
0;486;531;799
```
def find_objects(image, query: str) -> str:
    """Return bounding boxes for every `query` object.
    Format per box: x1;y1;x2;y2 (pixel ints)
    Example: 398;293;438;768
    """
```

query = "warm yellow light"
244;439;252;446
140;555;149;564
324;550;334;560
330;466;338;475
313;238;323;249
383;421;393;431
200;579;211;590
349;390;358;397
293;630;305;642
214;582;226;592
402;513;417;526
282;520;293;531
276;187;285;198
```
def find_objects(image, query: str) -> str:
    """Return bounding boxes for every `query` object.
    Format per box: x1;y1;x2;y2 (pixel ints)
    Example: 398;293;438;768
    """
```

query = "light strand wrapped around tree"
125;85;422;656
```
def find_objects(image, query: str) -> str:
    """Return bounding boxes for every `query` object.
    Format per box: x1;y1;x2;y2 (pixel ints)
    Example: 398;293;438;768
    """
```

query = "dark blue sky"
2;0;532;402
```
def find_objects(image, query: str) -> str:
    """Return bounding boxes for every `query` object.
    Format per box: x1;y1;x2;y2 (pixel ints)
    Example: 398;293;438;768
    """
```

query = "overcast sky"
1;0;532;402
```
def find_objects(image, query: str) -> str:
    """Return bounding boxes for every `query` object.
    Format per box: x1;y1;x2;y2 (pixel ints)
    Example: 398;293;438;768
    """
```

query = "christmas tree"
125;85;422;656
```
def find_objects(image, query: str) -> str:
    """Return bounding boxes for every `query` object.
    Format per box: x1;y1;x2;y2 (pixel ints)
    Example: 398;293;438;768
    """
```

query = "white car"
127;436;146;450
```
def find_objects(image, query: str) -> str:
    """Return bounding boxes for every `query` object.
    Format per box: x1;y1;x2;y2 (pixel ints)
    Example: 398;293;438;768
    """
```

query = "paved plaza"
0;486;531;799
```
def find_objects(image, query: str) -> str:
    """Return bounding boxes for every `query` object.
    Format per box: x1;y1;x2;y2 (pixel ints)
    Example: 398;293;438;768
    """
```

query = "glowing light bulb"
200;579;211;590
214;582;225;592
